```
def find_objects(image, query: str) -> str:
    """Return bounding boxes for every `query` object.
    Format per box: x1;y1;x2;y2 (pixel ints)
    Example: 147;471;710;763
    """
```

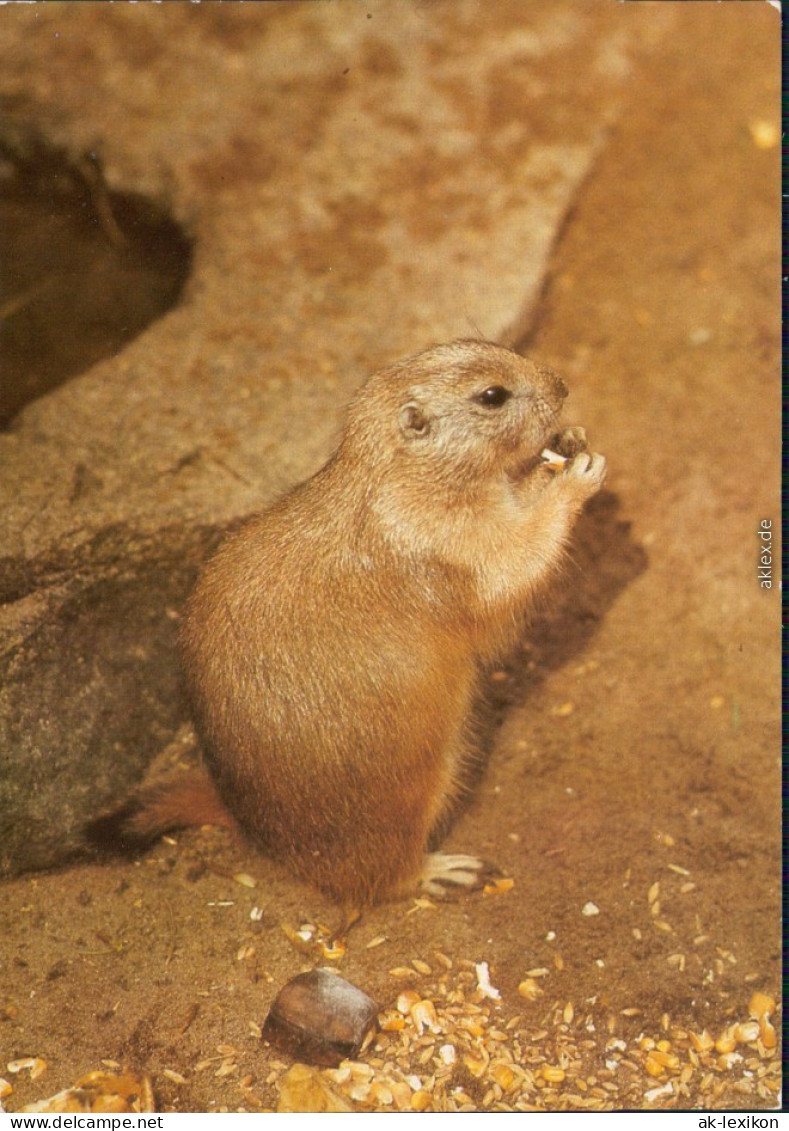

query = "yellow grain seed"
748;991;776;1019
463;1055;487;1078
493;1063;516;1091
620;1008;641;1017
759;1018;777;1049
397;990;421;1014
7;1059;36;1074
380;1014;406;1032
638;1038;655;1052
650;901;661;918
365;935;387;949
233;872;257;888
390;1082;413;1110
563;1002;574;1025
656;1040;672;1053
163;1069;187;1085
540;1066;566;1084
644;1054;665;1078
412;959;432;975
29;1058;47;1081
554;954;564;971
434;951;453;970
667;864;690;876
390;967;417;978
734;1021;760;1044
679;1066;693;1085
653;920;673;933
647;881;660;905
525;967;550;978
717;1053;739;1071
688;1029;715;1053
518;979;544;1002
371;1082;394;1105
484;877;515;895
679;882;696;894
714;1026;738;1054
411;1089;432;1112
0;1080;12;1100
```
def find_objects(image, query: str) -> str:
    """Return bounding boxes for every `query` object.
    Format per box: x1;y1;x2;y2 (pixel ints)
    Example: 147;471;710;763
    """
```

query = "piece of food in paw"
540;448;569;473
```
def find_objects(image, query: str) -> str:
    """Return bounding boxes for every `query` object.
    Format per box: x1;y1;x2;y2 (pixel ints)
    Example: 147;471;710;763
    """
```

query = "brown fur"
116;340;606;907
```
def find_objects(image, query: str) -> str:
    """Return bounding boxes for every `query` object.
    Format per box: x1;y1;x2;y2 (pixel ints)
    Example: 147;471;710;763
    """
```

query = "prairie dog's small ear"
398;401;430;438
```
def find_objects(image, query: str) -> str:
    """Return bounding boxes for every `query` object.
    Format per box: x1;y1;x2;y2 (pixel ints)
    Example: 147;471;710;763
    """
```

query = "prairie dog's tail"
85;770;237;854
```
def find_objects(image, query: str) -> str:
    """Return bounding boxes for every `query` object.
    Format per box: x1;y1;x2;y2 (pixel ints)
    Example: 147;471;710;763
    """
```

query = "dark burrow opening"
0;123;193;428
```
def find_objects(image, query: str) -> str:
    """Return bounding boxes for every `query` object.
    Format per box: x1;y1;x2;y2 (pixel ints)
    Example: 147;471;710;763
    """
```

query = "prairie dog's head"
345;340;567;481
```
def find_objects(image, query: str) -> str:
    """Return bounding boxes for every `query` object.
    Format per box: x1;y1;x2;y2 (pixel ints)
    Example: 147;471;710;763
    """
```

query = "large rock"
0;1;674;874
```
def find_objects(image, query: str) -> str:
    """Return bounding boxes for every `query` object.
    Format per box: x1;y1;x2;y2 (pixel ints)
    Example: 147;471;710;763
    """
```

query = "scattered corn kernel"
484;876;515;895
493;1063;516;1091
411;1090;431;1112
759;1018;777;1049
748;992;776;1020
734;1021;759;1044
518;978;543;1002
233;872;257;888
396;990;421;1014
715;1027;738;1055
463;1055;487;1078
540;1066;566;1084
648;1049;680;1071
689;1030;715;1053
410;999;439;1035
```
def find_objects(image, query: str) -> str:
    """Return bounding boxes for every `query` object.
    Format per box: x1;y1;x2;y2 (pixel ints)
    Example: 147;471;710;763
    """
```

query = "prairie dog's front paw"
565;450;607;496
554;426;588;458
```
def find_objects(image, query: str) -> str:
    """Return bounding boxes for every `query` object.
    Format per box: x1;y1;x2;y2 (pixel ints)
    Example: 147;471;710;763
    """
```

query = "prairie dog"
116;341;605;908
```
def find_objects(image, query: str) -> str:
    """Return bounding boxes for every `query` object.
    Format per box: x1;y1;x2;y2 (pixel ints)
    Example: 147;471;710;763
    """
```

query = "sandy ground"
0;4;781;1114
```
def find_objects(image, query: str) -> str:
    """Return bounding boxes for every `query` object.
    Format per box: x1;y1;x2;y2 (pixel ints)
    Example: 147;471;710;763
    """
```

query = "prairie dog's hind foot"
419;852;501;899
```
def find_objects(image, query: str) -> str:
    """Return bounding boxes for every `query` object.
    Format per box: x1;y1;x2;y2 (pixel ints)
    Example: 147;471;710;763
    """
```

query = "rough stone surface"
0;1;671;874
262;968;378;1067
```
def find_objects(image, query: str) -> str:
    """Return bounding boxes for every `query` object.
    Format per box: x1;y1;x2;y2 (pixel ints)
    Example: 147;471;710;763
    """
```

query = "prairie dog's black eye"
474;385;512;408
